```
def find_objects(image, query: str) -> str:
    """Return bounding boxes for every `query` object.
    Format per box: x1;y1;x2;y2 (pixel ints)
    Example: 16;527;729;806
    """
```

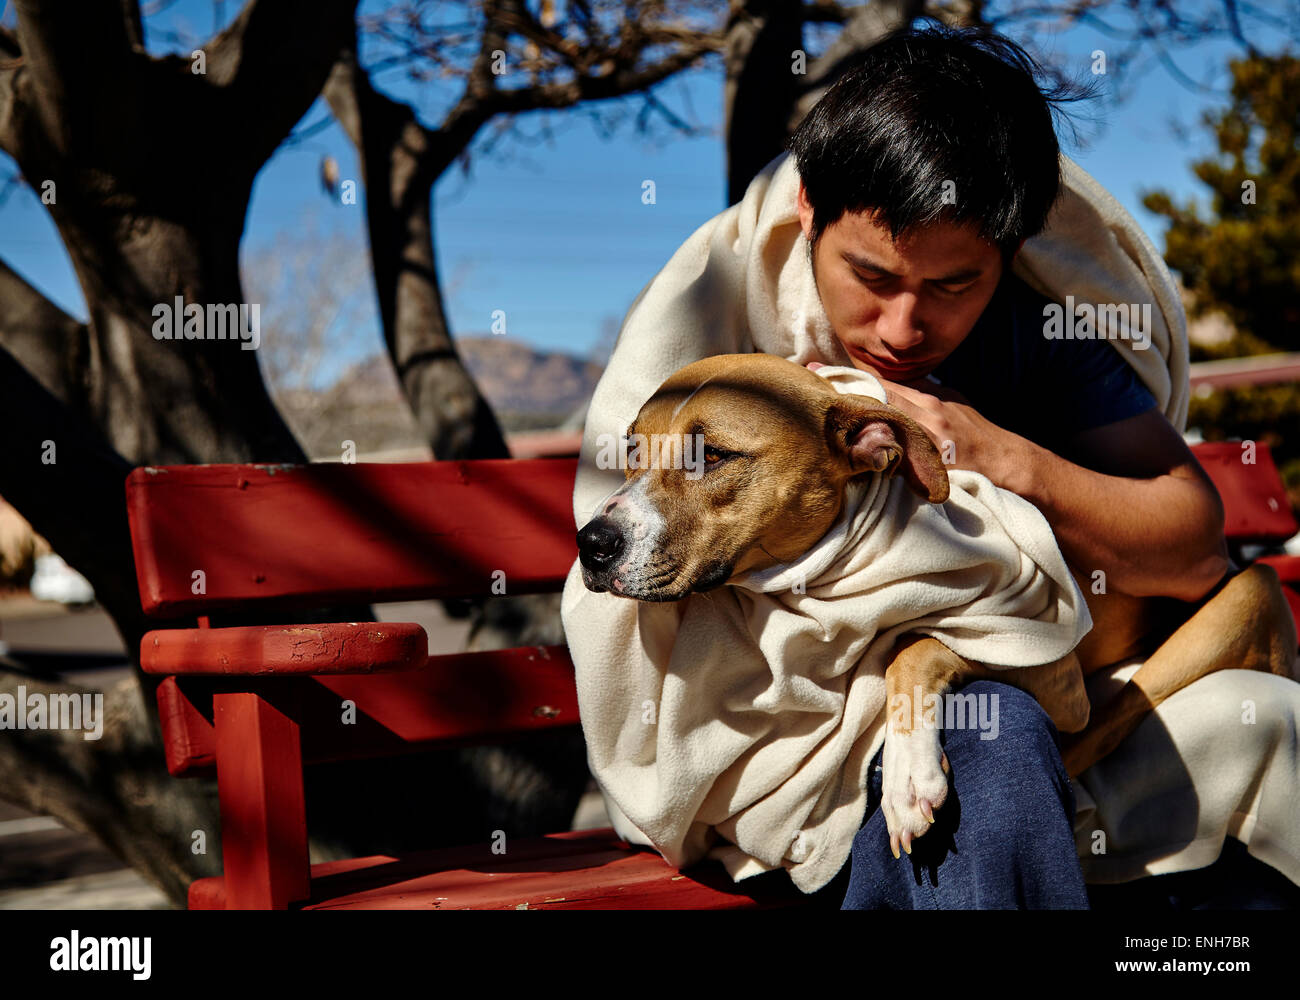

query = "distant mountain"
269;337;603;458
455;335;603;424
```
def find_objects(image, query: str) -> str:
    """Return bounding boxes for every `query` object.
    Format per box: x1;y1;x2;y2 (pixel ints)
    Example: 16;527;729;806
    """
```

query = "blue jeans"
841;680;1090;909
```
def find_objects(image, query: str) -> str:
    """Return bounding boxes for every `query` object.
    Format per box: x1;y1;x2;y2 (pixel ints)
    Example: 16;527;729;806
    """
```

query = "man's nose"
875;293;926;351
577;518;625;571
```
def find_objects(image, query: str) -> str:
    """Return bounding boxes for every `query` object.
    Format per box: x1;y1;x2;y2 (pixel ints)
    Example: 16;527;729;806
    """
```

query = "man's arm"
882;384;1229;603
1001;408;1229;602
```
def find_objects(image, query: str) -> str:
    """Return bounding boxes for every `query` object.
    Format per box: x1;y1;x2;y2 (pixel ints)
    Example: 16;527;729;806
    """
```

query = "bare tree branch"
363;1;726;175
0;24;21;155
119;0;145;49
203;0;359;165
10;0;140;155
795;0;924;111
321;1;728;460
0;254;90;408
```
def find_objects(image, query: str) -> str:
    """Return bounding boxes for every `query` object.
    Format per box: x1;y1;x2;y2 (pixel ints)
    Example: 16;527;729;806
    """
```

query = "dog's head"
577;353;948;601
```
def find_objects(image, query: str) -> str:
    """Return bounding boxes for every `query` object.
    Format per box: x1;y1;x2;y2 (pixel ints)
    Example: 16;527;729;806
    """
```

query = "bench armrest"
140;622;428;676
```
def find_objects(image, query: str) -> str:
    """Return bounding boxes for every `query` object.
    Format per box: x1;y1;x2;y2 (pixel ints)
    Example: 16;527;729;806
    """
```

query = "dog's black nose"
577;519;625;571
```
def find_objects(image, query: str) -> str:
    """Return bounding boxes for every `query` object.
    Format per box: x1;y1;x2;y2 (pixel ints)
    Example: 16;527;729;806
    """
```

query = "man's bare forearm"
999;433;1229;602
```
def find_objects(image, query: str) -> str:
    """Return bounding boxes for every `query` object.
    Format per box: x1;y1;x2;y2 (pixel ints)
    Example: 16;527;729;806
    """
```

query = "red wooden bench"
125;457;835;910
124;443;1300;910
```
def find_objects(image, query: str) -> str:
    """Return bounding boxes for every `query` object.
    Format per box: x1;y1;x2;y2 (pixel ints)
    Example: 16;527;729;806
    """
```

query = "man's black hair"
785;22;1092;258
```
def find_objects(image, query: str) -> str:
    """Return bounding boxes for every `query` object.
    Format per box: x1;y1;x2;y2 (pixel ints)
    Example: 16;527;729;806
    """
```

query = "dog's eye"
703;446;745;470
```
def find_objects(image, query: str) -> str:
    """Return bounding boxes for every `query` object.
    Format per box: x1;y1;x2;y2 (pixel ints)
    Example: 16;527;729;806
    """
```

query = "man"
787;29;1226;603
561;22;1300;910
784;25;1283;908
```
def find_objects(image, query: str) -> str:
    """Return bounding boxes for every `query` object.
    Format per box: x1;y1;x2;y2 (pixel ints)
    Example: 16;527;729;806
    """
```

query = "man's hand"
806;360;1229;601
878;379;1031;485
806;361;1030;484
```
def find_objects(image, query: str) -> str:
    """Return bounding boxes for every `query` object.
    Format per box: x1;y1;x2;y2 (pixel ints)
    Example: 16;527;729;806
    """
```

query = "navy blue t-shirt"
927;274;1157;452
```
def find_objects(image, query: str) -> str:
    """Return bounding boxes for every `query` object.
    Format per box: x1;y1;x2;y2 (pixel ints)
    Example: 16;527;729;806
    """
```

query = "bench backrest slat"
126;447;1292;622
126;458;580;617
156;645;580;776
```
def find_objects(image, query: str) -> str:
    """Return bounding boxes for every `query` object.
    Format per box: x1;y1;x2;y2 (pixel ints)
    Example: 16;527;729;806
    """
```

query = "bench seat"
186;828;824;910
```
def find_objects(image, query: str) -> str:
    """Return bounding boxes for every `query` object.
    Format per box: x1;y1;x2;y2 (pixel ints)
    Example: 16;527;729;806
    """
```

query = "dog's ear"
825;397;950;503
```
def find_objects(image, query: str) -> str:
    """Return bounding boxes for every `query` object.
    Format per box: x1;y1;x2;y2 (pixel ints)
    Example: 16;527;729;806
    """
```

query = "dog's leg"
1059;563;1298;778
881;636;1090;857
965;653;1091;735
881;636;960;858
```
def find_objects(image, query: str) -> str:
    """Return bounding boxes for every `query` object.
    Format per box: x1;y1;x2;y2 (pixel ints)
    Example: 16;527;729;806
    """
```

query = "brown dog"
576;352;1298;857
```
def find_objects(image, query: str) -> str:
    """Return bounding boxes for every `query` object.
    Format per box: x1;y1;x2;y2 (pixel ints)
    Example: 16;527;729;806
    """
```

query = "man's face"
797;179;1005;382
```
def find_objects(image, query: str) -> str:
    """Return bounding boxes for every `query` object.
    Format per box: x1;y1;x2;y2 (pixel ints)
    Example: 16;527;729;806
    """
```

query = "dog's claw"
882;731;949;861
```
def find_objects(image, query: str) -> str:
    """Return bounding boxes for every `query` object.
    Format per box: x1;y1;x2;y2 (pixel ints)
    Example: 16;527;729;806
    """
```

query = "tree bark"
1;0;360;465
724;0;804;206
0;0;358;906
323;50;511;462
786;0;927;130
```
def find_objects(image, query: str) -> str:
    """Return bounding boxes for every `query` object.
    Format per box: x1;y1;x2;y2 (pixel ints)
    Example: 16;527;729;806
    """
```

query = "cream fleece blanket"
560;149;1300;893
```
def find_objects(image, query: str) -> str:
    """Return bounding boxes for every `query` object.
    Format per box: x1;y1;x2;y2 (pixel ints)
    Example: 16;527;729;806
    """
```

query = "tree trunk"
786;0;927;130
722;0;929;207
11;159;305;467
0;666;222;902
324;51;511;462
0;0;351;906
724;0;804;206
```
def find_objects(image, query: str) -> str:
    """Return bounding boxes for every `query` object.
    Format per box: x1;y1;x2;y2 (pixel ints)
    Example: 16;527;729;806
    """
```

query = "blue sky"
0;1;1287;368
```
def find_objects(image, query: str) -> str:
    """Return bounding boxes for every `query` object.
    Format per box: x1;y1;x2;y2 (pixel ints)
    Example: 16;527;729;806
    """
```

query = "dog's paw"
880;727;950;859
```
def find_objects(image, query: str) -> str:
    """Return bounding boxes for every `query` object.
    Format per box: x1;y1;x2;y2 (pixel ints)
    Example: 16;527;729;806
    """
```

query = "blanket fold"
560;149;1300;893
